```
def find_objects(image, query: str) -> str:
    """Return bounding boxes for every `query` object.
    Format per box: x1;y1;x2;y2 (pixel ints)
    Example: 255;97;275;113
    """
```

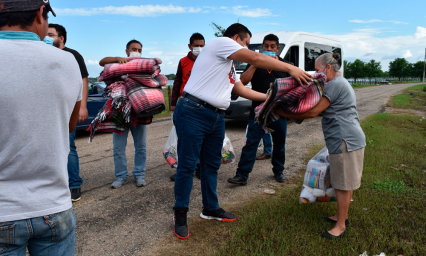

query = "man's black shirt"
63;47;89;79
244;57;291;118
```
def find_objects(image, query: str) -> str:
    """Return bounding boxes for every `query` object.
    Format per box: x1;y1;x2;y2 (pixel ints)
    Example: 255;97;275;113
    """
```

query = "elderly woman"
276;53;366;239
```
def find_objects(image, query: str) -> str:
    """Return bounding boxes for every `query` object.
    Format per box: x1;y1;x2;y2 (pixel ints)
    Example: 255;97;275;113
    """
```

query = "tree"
165;74;176;80
210;22;225;37
364;60;382;83
347;59;365;83
410;61;425;80
343;60;352;78
389;58;410;81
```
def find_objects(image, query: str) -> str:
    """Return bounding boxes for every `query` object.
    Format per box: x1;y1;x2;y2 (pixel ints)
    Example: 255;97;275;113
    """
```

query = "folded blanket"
128;73;168;88
126;77;165;117
255;73;326;127
100;58;162;81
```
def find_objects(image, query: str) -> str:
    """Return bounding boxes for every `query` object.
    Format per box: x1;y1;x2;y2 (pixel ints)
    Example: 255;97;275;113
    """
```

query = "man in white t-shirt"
172;23;311;239
0;0;82;254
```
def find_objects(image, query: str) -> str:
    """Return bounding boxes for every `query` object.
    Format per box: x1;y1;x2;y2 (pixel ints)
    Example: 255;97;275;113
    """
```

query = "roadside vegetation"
157;89;426;256
388;84;426;110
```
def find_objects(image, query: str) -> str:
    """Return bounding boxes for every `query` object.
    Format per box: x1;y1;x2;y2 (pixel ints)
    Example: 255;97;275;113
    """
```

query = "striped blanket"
255;73;326;127
128;73;168;88
99;57;162;81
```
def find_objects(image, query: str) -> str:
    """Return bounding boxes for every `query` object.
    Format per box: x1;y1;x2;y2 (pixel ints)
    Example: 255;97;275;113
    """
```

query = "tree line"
344;58;425;83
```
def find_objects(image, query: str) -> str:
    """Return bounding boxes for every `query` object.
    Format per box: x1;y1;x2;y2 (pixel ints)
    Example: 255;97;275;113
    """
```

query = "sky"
49;0;426;77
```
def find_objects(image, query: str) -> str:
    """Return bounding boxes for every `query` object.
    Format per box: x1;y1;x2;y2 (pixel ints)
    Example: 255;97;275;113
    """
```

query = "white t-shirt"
184;37;242;109
0;36;82;222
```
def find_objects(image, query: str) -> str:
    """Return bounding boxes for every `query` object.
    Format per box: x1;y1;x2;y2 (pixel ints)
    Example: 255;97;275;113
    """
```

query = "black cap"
0;0;56;17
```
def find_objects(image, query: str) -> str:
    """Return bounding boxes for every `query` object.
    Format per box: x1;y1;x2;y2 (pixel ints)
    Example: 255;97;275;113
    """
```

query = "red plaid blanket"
128;74;168;88
255;73;326;127
126;77;166;116
100;58;162;81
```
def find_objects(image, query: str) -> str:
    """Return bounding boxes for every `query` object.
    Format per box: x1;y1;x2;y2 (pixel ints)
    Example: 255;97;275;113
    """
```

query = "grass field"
154;86;172;119
389;84;426;110
158;93;426;255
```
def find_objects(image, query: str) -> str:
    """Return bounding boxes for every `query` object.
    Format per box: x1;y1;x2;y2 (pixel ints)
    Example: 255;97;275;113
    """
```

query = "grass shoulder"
389;84;426;110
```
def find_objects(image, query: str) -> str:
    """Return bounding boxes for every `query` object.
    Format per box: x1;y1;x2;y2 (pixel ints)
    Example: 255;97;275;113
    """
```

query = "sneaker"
70;188;81;202
111;177;129;189
170;173;176;181
200;208;236;222
173;210;189;239
227;175;247;185
274;174;286;183
135;176;146;187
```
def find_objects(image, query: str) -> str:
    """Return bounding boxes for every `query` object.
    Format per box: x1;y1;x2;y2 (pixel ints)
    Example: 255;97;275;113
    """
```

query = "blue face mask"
43;36;54;46
263;51;276;57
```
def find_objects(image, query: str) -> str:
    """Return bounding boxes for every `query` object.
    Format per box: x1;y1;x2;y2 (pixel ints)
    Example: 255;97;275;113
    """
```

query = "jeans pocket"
0;223;15;254
182;99;203;110
44;209;76;242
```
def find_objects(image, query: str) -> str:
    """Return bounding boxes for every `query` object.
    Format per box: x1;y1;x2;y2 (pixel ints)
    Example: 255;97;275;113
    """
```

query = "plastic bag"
221;134;236;164
303;146;331;191
163;126;178;168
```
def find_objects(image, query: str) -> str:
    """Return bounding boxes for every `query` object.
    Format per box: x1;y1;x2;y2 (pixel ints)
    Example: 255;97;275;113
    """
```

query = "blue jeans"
113;124;147;179
68;128;83;189
173;98;224;211
236;118;287;181
0;208;76;256
263;131;272;155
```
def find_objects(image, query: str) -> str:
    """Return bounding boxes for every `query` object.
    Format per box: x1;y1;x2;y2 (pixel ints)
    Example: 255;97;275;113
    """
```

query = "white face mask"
238;38;248;49
129;51;141;57
192;47;203;56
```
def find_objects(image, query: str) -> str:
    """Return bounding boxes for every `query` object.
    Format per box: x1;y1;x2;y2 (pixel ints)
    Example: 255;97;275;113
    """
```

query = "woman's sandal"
322;216;350;226
321;229;347;239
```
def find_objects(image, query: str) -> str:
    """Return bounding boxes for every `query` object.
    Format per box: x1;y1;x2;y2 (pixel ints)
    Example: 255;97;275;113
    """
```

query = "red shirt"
171;52;196;106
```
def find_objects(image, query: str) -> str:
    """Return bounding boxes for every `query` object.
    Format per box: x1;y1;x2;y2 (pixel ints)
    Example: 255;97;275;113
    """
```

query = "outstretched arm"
99;57;131;66
275;97;331;120
232;81;267;101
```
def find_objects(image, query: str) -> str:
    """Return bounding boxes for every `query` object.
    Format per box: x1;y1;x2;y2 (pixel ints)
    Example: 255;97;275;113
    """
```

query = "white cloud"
232;5;272;17
349;19;408;25
55;5;202;17
402;50;413;58
150;51;163;55
87;60;99;65
415;26;426;39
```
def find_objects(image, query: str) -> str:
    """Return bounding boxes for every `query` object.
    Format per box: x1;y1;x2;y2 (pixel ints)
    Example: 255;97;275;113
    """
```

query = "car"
225;31;343;121
76;80;108;130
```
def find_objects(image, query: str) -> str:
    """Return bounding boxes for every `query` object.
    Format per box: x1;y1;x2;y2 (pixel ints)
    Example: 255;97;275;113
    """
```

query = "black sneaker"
170;173;176;181
70;188;81;202
274;174;286;183
200;208;236;222
227;175;247;185
173;210;189;239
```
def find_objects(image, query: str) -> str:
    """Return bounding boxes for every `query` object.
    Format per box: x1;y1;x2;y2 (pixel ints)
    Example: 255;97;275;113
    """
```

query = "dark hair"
126;39;143;50
48;23;67;44
263;34;279;46
223;23;252;40
189;33;205;45
0;8;48;29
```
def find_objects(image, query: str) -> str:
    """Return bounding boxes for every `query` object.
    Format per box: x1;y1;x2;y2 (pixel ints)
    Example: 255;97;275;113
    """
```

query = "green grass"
158;113;426;256
153;86;172;119
390;84;426;110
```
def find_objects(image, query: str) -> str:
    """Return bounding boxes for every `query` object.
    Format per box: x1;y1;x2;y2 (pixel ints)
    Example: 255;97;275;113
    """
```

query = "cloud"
55;4;202;17
87;60;99;65
415;26;426;39
402;50;413;58
150;51;163;55
232;5;272;17
349;19;408;25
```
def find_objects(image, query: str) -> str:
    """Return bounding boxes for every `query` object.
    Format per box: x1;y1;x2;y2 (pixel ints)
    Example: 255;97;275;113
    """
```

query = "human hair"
189;33;205;45
48;23;67;44
223;23;252;40
126;39;143;50
0;8;48;29
262;34;279;46
316;53;342;74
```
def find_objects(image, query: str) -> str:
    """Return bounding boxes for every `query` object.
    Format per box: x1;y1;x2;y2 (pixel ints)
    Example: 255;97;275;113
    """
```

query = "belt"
182;92;224;114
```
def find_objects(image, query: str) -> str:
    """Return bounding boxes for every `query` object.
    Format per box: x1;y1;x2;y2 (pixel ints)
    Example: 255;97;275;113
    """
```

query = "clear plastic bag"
221;134;236;164
163;126;178;168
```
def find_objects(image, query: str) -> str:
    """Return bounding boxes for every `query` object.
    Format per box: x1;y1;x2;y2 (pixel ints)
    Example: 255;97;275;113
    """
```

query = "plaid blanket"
255;73;326;127
125;77;166;116
128;73;168;88
99;58;162;81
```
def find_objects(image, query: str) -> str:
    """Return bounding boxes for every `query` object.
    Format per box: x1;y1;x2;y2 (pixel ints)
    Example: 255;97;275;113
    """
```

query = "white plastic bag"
163;126;178;168
221;134;236;164
303;146;331;191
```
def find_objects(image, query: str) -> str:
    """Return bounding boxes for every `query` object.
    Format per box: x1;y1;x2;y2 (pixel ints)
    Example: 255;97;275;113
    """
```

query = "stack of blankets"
88;57;167;142
255;73;327;127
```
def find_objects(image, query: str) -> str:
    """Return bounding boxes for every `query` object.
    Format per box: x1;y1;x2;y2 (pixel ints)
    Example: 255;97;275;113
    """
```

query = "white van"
225;31;343;120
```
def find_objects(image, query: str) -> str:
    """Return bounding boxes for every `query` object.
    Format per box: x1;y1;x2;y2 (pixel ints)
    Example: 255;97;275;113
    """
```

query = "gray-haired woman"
276;53;366;239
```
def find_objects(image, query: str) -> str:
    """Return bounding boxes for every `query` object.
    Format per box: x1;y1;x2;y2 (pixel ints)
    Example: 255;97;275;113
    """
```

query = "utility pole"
423;48;426;82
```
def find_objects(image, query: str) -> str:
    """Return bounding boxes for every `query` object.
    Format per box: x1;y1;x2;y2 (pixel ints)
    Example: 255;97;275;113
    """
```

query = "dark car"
76;81;108;130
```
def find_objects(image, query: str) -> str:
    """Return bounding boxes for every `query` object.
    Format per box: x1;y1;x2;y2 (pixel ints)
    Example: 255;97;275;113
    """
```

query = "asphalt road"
72;83;419;256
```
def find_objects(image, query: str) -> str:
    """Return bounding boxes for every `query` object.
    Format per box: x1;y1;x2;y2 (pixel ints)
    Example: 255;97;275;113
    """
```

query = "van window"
234;43;285;71
304;42;342;71
283;45;299;67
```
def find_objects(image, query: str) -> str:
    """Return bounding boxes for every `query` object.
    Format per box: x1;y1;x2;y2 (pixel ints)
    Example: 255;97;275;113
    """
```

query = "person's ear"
125;49;130;57
188;44;192;51
59;36;65;44
35;5;45;25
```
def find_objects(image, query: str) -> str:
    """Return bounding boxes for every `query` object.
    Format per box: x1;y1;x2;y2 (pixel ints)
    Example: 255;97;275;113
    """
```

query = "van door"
283;44;300;68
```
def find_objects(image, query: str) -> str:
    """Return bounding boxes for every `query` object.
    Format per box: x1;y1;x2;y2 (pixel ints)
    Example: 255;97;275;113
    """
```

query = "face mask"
238;37;248;49
129;51;141;57
192;47;203;56
263;51;276;58
43;36;54;46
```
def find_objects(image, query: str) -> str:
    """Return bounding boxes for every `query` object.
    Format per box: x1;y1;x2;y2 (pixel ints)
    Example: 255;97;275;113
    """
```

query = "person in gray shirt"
276;53;366;239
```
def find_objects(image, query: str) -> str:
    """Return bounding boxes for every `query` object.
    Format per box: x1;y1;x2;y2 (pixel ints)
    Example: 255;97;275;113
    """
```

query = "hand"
288;66;312;86
170;106;176;111
117;57;131;64
78;107;89;123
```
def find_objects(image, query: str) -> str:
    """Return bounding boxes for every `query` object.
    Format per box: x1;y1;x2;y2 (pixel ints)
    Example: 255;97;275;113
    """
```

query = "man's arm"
275;97;331;120
170;60;183;111
78;77;89;123
228;49;312;85
232;81;267;101
69;101;81;132
240;65;257;85
99;57;131;66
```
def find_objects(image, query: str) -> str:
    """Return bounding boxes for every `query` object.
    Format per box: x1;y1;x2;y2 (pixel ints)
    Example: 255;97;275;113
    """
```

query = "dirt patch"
385;106;426;116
